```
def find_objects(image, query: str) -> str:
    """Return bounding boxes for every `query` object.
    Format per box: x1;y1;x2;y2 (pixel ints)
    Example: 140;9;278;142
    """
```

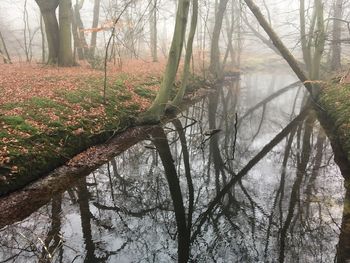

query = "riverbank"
0;61;209;196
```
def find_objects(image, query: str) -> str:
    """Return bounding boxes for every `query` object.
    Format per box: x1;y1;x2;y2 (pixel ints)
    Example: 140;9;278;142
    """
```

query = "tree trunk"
89;0;101;58
150;0;158;62
58;0;74;66
35;0;60;64
40;15;46;63
299;0;312;72
310;0;325;80
0;30;11;64
72;0;88;60
331;0;343;70
336;181;350;263
71;8;82;60
171;0;198;106
139;0;190;123
209;0;229;78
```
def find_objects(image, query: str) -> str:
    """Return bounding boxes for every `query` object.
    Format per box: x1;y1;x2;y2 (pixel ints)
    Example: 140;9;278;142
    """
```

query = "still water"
0;71;349;262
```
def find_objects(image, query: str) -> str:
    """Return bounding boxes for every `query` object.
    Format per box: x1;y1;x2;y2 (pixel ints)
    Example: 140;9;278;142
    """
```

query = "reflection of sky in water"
0;72;346;262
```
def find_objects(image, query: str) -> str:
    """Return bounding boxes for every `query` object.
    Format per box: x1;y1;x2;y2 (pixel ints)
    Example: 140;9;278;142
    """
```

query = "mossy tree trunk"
171;0;198;107
35;0;60;64
209;0;229;78
58;0;74;66
140;0;190;123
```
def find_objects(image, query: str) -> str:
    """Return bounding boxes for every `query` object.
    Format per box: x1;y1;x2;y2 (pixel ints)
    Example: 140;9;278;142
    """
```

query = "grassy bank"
0;61;208;195
0;74;162;194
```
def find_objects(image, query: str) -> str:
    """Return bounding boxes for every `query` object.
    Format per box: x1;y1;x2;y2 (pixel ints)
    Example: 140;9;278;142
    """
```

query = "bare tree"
331;0;343;70
150;0;158;62
0;29;11;63
89;0;101;58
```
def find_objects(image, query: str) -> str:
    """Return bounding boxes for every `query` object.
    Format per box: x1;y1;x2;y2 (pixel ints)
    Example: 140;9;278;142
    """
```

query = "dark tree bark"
151;127;190;263
77;178;99;262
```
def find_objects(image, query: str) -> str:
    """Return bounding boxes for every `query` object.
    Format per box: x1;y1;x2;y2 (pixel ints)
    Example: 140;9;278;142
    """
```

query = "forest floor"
0;60;172;194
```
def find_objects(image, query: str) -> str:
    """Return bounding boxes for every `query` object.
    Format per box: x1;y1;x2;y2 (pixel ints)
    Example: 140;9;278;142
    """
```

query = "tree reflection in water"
0;73;349;262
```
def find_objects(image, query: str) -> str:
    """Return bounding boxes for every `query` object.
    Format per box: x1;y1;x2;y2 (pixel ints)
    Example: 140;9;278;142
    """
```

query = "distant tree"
331;0;343;70
209;0;230;78
243;0;315;97
0;29;11;63
300;0;325;80
150;0;158;62
72;0;89;60
89;0;101;59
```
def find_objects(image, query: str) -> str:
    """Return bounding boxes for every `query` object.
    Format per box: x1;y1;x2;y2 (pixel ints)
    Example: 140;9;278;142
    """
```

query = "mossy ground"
320;82;350;160
0;71;162;195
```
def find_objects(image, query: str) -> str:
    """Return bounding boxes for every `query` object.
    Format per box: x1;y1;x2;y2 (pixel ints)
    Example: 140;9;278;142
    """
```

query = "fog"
2;0;347;64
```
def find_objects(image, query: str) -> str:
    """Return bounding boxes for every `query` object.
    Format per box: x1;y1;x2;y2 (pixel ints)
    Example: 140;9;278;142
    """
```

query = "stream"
0;69;349;263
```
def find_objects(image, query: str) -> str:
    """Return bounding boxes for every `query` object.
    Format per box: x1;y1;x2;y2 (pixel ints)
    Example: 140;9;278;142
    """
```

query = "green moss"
125;103;140;111
29;97;64;109
48;121;65;128
118;92;132;101
0;131;9;138
115;78;125;88
320;83;350;161
0;102;20;110
17;123;37;133
134;86;156;99
1;115;25;125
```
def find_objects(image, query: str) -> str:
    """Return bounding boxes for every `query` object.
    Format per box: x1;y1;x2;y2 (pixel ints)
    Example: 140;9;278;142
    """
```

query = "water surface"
0;71;349;263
